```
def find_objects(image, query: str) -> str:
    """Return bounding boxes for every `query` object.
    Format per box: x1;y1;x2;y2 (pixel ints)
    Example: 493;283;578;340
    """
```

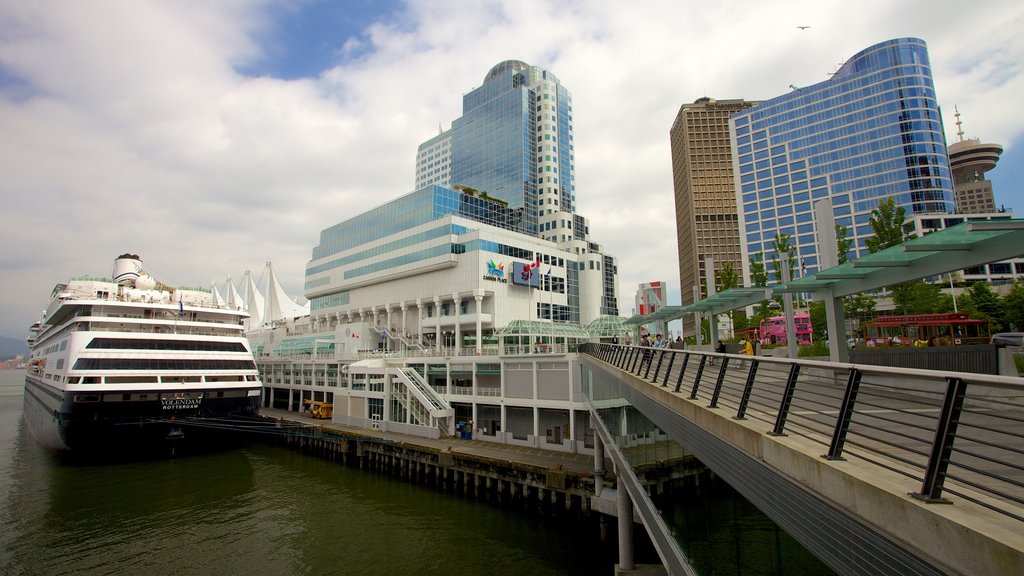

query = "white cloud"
1;0;1022;336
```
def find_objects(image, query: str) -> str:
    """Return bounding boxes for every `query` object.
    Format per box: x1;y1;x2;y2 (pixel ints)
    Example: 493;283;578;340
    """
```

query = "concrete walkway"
259;407;596;475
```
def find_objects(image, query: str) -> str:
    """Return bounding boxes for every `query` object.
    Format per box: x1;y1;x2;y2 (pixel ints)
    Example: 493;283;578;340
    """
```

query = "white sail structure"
223;276;245;311
211;282;225;308
242;270;265;331
262;261;309;324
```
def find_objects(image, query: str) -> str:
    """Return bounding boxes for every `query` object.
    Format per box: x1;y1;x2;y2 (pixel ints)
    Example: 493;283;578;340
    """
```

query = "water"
0;371;616;575
0;370;834;575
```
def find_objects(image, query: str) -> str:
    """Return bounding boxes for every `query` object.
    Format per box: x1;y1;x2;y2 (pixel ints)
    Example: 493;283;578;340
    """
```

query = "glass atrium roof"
497;320;592;339
584;316;631;337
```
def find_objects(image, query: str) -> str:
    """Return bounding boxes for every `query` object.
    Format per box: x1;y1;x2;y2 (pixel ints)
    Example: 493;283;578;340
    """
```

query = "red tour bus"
759;314;812;346
861;312;990;346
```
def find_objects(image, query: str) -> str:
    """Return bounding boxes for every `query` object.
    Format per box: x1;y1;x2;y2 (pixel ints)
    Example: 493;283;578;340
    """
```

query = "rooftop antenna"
954;105;965;142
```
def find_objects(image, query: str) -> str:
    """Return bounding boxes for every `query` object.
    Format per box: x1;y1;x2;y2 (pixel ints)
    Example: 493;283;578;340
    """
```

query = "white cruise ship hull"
23;373;261;456
25;254;265;458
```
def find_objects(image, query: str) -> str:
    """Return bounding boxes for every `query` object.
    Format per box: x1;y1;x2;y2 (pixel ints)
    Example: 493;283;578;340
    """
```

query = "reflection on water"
0;371;617;576
1;369;834;576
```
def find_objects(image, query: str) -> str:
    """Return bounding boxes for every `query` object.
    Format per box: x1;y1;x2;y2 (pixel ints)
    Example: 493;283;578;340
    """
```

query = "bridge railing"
582;342;1024;522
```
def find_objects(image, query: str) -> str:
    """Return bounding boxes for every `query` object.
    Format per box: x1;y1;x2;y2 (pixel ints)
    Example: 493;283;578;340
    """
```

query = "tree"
1003;282;1024;331
894;281;954;315
715;261;740;336
749;252;768;287
748;252;772;325
958;282;1006;333
836;224;852;265
808;300;827;343
866;198;917;314
716;261;739;292
770;232;796;284
866;197;913;253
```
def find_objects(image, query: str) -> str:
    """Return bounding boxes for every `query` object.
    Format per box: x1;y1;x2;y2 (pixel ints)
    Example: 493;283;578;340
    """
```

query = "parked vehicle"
991;333;1024;347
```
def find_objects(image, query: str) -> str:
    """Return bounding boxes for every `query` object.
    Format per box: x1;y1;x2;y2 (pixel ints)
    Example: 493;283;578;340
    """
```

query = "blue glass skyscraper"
417;60;577;242
730;38;954;282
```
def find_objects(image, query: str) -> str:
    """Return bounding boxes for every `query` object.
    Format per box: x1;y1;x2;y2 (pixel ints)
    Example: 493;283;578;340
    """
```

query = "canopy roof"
777;219;1024;298
625;287;771;325
622;219;1024;326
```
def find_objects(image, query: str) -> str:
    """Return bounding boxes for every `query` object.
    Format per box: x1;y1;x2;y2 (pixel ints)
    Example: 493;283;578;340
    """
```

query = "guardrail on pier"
582;342;1024;522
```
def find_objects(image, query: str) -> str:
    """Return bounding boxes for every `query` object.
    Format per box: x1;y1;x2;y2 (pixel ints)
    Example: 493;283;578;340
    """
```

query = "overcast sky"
2;0;1022;339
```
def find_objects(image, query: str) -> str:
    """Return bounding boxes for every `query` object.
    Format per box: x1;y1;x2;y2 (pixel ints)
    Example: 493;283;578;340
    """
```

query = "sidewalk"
260;407;596;475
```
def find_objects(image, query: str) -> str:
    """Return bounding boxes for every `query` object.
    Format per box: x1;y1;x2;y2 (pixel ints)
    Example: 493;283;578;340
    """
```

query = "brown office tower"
948;107;1002;214
670;97;756;337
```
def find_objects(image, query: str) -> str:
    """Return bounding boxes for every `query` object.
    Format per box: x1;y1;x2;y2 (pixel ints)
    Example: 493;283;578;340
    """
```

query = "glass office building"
417;60;577;243
730;38;954;282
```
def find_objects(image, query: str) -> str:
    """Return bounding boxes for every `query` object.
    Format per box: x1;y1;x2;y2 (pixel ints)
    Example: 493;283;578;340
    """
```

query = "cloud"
1;0;1022;337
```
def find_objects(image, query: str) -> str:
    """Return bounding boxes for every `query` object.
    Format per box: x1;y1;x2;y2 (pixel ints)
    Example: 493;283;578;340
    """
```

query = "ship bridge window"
104;376;159;384
72;358;257;371
86;338;247;352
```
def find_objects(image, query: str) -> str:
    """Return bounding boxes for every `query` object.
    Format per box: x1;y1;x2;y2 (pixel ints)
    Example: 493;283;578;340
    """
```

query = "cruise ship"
24;254;262;456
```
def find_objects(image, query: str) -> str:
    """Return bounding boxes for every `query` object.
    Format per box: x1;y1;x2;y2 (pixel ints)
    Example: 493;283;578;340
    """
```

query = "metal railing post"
770;363;801;436
673;353;690;393
912;376;968;503
628;347;640;373
709;357;731;409
689;355;707;400
734;360;760;418
824;368;862;460
649;350;665;381
661;352;676;387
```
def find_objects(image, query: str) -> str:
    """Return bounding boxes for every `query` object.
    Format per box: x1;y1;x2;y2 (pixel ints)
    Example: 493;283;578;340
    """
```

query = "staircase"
378;327;431;354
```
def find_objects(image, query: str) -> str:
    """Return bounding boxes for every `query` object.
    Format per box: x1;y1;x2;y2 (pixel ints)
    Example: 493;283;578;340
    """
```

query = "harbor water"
0;369;833;575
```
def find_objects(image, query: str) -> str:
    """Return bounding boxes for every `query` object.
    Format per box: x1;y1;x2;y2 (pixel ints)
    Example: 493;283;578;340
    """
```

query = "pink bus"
759;314;812;346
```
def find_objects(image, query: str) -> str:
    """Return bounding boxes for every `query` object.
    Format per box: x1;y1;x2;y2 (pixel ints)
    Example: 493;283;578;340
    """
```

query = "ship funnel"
113;253;143;286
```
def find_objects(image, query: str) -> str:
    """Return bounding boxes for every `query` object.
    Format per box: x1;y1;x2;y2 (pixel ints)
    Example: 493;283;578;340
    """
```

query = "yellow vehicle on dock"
303;399;333;420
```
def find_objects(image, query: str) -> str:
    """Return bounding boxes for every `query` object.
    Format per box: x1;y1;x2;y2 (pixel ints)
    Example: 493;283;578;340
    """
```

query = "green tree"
748;252;772;326
866;198;918;314
958;282;1006;333
866;197;913;253
1003;282;1024;331
749;252;768;287
808;300;827;342
715;261;739;334
894;281;954;315
836;224;852;265
716;261;739;292
770;232;796;284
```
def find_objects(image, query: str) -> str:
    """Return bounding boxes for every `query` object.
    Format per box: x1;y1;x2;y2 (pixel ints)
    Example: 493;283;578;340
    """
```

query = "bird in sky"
797;25;811;30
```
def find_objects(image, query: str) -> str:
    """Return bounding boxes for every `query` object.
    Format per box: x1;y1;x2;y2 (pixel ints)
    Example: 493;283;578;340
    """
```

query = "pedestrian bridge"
579;343;1024;576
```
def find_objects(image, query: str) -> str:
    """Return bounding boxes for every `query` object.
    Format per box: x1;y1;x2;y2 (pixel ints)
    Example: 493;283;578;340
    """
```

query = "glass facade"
731;38;954;279
303;60;616;324
310;186;525;261
452;62;539;235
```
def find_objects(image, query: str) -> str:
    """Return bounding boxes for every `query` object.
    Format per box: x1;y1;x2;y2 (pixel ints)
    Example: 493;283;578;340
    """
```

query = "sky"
2;0;1023;340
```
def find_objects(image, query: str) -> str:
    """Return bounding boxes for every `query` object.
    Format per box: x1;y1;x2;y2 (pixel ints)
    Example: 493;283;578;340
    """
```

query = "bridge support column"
617;485;635;571
823;288;849;362
594;434;606;496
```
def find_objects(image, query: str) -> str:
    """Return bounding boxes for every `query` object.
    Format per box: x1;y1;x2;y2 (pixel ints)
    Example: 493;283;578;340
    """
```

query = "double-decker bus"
759;314;812;346
861;312;990;346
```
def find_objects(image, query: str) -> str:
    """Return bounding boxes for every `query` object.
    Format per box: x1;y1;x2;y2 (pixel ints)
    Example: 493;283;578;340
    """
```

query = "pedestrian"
612;334;619;345
710;339;726;366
